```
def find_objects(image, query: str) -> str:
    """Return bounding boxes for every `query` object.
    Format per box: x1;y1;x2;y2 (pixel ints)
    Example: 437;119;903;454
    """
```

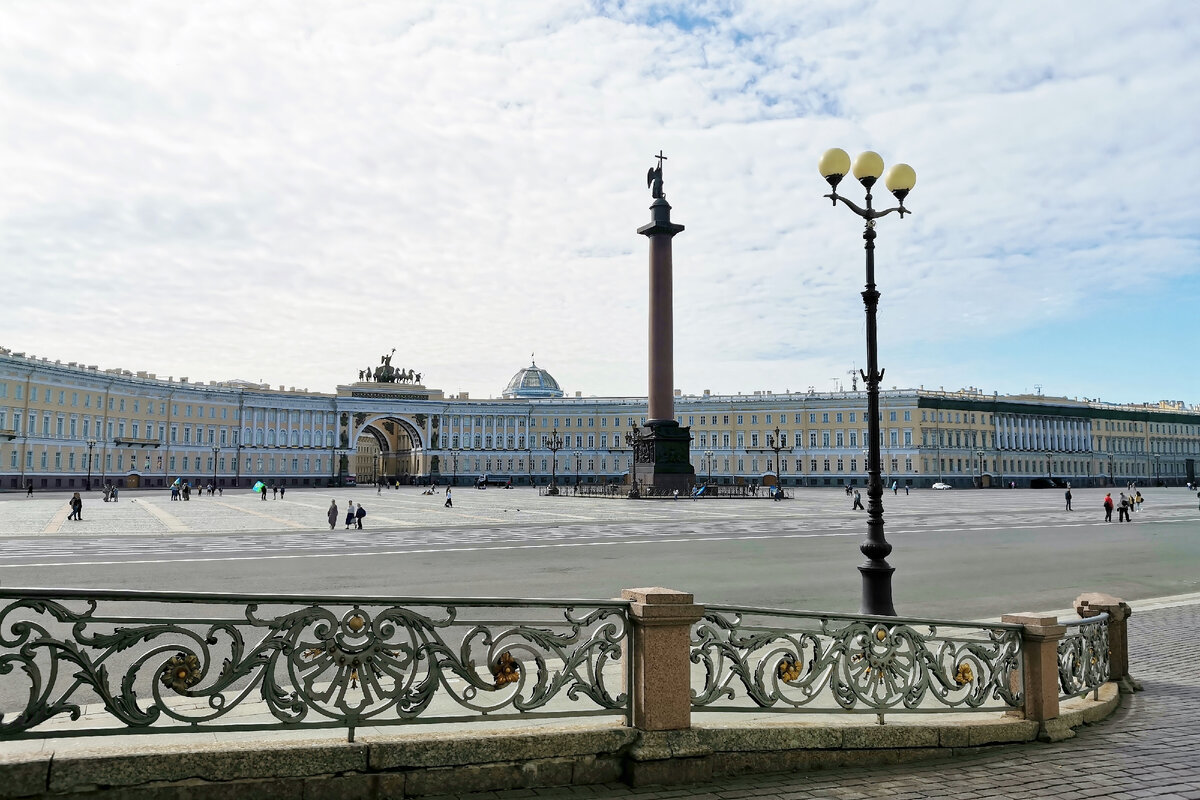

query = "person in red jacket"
1103;493;1114;522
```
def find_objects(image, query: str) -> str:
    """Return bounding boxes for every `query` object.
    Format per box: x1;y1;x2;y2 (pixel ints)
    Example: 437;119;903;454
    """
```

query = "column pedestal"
634;421;694;493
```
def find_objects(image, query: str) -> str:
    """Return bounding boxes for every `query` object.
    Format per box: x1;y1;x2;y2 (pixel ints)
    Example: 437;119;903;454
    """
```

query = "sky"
1;1;1198;405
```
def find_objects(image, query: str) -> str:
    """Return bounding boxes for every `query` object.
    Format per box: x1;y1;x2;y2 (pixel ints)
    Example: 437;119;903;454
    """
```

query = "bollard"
1001;613;1067;740
621;587;705;731
1074;592;1142;694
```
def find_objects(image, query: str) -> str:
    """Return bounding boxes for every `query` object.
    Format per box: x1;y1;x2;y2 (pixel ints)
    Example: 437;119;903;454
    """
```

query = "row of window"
0;384;340;426
3;446;327;475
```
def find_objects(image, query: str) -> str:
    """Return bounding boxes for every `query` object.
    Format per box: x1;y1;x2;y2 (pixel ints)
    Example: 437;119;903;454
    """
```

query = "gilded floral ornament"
492;651;520;688
955;662;974;686
777;656;803;682
160;652;203;694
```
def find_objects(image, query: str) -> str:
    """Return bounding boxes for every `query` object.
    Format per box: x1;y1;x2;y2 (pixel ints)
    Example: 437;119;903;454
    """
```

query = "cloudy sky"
2;1;1197;404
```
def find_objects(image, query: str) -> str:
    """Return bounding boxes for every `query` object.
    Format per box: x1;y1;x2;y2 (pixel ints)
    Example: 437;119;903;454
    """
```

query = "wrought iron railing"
0;589;630;741
691;606;1024;723
1058;614;1109;700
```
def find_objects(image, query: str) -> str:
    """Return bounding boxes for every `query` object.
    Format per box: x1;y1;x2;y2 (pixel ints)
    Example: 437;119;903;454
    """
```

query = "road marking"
40;504;71;534
0;530;866;568
209;499;306;529
132;499;190;532
3;513;1198;569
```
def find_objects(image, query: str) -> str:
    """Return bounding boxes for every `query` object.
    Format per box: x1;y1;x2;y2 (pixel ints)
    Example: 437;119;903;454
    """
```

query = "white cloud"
1;0;1197;402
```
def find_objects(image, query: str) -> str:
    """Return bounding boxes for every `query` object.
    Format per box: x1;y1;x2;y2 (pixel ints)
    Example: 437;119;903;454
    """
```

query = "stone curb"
0;684;1121;798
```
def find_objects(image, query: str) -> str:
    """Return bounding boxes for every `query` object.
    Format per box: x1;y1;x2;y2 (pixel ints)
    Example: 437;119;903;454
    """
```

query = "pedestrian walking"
1118;493;1130;522
904;484;909;495
1134;491;1143;512
1065;488;1072;511
852;490;864;511
1103;493;1114;521
272;485;278;499
68;492;82;521
111;485;118;501
345;501;355;529
327;500;338;530
355;503;366;530
260;484;267;501
26;482;33;497
444;488;453;508
892;480;898;495
279;486;285;499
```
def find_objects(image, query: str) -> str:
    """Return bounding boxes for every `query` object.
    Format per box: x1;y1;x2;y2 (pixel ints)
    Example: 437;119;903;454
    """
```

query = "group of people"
1101;490;1143;521
100;483;120;502
846;482;908;509
327;500;367;529
169;482;221;501
67;492;84;521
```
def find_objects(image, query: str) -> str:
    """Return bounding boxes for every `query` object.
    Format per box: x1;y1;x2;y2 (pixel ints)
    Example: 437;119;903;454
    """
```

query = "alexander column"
634;152;694;494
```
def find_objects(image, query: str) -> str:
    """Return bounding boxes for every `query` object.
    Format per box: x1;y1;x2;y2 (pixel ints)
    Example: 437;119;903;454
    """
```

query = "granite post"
621;587;705;731
1001;613;1068;741
1074;592;1142;693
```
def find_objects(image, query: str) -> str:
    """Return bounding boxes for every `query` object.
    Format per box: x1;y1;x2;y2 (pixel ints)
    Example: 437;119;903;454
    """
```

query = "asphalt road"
2;486;1197;619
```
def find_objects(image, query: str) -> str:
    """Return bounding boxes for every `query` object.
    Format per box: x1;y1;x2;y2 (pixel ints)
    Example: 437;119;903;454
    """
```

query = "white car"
931;482;953;490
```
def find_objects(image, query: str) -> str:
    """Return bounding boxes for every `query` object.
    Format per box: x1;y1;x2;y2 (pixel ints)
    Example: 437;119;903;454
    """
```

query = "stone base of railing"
0;685;1120;798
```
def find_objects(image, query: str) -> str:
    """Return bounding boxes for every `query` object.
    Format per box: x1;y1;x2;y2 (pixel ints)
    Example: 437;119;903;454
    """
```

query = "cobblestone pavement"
412;601;1200;800
2;485;1198;540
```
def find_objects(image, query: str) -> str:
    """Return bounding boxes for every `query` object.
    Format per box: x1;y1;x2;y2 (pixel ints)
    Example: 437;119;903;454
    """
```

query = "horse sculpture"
361;350;421;384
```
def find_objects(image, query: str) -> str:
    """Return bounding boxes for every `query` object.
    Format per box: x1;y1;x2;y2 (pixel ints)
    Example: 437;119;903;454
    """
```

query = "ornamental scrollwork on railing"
1058;617;1109;699
0;591;628;741
691;608;1023;716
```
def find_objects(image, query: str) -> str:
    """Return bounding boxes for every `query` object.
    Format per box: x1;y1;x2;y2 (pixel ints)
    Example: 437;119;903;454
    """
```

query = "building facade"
2;349;1197;492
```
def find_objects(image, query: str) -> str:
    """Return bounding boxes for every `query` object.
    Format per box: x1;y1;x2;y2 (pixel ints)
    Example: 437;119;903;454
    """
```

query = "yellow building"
2;349;1197;492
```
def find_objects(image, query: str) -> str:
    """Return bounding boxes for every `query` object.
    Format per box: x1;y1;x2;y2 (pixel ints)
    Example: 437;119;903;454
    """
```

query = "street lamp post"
1046;450;1053;481
766;427;790;496
573;450;582;490
450;447;460;486
820;147;915;617
976;449;985;489
704;449;714;486
85;439;97;491
624;424;641;498
332;448;347;486
1155;455;1161;485
211;445;219;489
546;429;564;495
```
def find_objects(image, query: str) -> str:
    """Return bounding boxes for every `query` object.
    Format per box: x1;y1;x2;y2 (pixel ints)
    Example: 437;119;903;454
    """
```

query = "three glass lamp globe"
819;148;915;202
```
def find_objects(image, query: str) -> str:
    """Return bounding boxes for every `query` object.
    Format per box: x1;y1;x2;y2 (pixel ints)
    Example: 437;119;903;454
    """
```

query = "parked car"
931;482;953;490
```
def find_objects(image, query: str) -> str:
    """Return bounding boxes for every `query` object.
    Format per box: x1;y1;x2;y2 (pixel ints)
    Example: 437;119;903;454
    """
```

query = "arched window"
325;431;334;447
255;429;264;446
267;430;276;446
291;431;300;446
302;431;311;446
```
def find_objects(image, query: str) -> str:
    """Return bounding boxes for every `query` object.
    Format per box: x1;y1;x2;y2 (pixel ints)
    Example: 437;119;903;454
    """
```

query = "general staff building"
2;348;1197;492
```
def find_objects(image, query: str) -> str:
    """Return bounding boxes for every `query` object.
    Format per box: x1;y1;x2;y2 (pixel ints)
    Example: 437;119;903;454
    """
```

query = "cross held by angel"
647;150;667;199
